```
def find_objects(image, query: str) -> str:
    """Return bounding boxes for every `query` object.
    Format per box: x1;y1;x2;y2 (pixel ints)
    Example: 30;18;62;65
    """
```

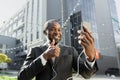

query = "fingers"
54;47;60;57
81;31;94;44
78;27;94;45
83;26;94;41
83;26;89;33
78;35;89;47
50;39;55;46
47;39;60;58
50;46;60;57
45;46;60;59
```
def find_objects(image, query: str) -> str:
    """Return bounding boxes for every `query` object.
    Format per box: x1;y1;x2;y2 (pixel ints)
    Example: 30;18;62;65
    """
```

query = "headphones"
43;30;48;35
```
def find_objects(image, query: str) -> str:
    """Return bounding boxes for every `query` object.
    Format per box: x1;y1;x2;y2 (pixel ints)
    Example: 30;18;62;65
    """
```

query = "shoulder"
30;44;47;50
28;45;44;53
28;46;40;51
27;45;47;57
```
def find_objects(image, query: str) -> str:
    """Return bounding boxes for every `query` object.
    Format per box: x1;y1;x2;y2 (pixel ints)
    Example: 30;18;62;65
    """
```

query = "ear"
43;30;48;35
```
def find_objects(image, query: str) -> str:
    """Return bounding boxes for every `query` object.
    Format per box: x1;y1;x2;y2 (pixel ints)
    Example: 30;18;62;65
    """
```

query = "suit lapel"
54;57;60;68
48;59;53;66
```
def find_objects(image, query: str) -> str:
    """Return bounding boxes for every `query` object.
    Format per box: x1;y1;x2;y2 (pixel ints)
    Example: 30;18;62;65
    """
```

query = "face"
47;22;62;44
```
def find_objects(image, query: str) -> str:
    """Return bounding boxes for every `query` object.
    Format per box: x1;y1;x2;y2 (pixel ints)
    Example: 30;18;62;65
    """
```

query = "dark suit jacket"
18;44;98;80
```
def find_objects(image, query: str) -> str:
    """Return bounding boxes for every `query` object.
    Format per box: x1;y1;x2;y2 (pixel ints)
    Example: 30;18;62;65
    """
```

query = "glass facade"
0;0;120;72
81;0;99;50
109;0;120;68
66;0;99;51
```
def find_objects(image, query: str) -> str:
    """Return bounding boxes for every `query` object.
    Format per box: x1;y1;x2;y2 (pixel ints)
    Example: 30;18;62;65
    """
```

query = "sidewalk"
0;69;18;77
73;74;120;80
0;71;120;80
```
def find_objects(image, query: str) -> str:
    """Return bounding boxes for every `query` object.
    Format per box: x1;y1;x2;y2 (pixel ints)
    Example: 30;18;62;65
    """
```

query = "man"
18;19;98;80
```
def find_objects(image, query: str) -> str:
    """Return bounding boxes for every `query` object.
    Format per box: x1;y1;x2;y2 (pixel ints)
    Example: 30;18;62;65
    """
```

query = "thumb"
50;39;55;46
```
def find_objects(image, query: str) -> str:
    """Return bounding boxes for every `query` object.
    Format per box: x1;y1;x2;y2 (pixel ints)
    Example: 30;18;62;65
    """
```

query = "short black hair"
43;19;58;35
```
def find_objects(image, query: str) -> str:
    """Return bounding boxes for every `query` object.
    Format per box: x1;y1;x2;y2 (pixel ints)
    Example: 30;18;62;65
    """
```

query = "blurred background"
0;0;120;79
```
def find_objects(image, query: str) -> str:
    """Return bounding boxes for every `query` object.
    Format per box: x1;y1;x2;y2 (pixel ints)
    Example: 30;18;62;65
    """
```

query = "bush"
0;53;12;63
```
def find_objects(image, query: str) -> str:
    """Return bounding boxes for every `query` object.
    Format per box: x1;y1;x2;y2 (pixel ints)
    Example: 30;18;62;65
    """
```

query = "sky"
0;0;27;27
0;0;120;27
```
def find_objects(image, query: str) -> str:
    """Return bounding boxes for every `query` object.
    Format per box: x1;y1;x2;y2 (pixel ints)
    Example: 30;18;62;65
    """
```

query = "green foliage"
0;76;17;80
0;53;12;63
4;58;12;63
0;76;35;80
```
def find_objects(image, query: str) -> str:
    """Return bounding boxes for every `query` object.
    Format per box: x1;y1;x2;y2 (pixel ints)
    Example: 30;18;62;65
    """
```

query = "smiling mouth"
54;36;59;39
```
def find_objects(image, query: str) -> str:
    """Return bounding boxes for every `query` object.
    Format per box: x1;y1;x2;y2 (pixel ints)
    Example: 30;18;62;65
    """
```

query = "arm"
72;47;98;79
18;44;60;80
74;26;98;78
18;47;46;80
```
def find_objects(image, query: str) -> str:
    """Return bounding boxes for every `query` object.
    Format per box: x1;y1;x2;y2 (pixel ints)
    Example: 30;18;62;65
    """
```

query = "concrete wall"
94;0;119;74
47;0;61;20
0;35;16;48
94;0;118;57
97;55;118;74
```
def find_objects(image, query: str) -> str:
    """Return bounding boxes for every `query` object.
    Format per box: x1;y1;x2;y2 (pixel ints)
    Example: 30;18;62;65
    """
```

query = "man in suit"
18;19;98;80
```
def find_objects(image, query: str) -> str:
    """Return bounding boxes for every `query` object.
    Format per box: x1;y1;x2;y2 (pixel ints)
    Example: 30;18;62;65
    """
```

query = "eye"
58;29;61;32
49;28;55;31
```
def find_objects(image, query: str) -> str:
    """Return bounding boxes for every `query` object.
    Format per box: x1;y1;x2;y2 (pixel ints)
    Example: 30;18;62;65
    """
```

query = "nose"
54;30;59;34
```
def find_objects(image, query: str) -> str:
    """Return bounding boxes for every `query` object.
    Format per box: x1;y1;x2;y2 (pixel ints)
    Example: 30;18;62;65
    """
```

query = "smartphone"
82;21;91;32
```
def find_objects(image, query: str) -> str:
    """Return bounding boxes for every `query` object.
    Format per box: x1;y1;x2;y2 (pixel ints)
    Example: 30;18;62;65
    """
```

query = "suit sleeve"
72;47;98;79
18;47;46;80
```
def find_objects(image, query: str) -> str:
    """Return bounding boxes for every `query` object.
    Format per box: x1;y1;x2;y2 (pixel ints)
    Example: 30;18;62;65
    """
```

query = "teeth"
54;36;59;39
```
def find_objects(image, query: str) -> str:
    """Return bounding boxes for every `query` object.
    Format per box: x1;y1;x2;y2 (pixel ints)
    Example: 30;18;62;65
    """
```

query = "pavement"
73;74;120;80
0;69;18;77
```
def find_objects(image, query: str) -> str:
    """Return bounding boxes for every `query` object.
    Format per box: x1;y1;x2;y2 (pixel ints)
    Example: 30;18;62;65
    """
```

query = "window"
36;31;39;39
0;44;3;48
31;34;33;41
70;11;82;51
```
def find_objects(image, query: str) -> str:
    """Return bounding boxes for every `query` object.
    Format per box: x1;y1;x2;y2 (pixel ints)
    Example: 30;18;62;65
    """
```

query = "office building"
0;0;119;73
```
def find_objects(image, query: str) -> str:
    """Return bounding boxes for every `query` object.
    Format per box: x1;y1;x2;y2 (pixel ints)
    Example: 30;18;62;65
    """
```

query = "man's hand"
78;26;95;61
43;40;60;60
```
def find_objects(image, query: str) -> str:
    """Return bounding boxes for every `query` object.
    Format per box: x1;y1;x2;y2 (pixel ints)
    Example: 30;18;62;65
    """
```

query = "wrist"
87;57;95;62
87;48;96;62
